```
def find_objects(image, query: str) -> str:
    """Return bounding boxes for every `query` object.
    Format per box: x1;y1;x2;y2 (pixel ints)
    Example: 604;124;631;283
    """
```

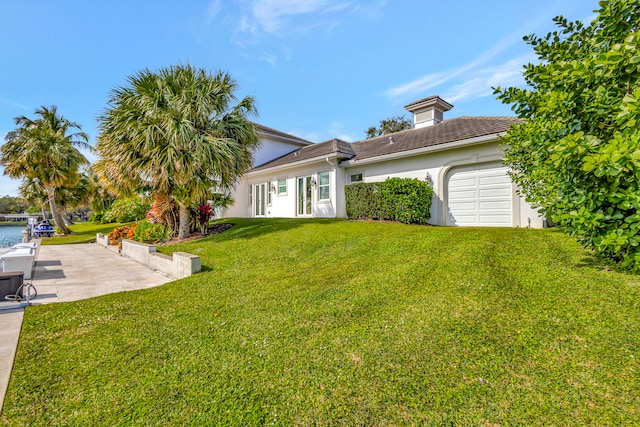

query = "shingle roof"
254;123;312;146
249;116;521;172
251;138;354;171
349;116;521;161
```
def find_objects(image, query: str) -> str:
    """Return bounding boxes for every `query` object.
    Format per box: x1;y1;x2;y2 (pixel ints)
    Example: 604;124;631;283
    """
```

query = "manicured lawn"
41;222;131;245
2;219;639;425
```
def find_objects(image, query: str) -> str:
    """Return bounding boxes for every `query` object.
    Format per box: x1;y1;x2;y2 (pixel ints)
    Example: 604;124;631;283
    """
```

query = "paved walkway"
0;243;173;414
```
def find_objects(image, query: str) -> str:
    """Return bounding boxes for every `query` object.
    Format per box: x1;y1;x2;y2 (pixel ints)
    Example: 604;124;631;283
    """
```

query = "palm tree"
1;106;89;234
95;64;260;238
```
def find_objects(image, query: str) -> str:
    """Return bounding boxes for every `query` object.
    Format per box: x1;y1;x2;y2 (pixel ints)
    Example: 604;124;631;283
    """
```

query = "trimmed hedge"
345;177;433;224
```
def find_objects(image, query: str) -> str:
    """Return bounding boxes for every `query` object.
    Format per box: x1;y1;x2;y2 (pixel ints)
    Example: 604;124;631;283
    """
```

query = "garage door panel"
449;202;477;211
479;187;511;198
449;177;477;188
479;175;511;186
479;200;511;210
478;214;512;225
446;163;513;227
449;189;477;199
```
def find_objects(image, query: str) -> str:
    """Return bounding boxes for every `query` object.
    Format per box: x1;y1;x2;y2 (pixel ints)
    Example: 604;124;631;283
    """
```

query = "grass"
41;222;132;245
2;218;639;425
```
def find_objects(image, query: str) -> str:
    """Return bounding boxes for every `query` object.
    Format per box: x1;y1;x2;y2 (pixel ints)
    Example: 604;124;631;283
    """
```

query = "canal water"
0;225;25;249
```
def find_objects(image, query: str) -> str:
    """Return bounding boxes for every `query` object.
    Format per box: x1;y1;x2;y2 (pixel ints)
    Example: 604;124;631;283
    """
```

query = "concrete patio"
0;242;173;414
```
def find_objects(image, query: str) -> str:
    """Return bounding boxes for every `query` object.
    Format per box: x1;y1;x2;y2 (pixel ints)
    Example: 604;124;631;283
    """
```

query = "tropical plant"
1;105;89;234
95;64;260;239
494;0;640;271
130;219;172;243
102;195;151;223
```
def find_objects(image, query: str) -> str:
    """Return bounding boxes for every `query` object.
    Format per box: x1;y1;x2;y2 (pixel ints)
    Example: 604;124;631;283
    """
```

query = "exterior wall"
252;137;305;168
344;140;544;228
226;160;341;219
224;136;307;218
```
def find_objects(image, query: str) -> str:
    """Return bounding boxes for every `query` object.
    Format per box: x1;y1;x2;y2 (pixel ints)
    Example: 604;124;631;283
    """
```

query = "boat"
33;220;55;238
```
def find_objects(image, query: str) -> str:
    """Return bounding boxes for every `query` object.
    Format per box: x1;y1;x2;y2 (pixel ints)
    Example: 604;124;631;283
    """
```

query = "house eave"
246;152;352;176
340;132;503;168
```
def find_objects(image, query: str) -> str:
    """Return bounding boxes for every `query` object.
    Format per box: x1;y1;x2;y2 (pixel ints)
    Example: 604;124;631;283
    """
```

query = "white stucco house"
223;96;544;228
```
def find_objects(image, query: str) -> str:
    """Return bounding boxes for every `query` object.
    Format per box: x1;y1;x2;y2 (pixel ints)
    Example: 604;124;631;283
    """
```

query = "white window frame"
317;171;330;202
349;172;364;184
277;178;287;196
266;181;272;206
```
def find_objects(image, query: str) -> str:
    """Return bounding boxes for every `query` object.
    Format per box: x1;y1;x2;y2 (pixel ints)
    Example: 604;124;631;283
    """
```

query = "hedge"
345;177;433;224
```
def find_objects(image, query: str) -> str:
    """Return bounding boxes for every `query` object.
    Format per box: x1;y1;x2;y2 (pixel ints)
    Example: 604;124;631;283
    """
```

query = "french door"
297;176;312;216
254;183;266;217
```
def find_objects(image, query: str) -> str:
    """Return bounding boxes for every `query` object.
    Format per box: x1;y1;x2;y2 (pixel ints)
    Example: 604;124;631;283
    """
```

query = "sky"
0;0;598;197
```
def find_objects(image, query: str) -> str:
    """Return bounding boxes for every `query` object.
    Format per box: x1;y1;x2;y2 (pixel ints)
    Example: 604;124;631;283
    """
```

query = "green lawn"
41;222;132;245
2;219;639;425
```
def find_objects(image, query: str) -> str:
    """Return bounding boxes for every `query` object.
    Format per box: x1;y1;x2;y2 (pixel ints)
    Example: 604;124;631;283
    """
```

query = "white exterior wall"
228;160;341;219
344;140;544;228
223;136;307;218
252;138;306;168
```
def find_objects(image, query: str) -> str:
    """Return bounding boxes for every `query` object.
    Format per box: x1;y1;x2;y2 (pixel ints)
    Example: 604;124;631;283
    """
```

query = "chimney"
404;96;453;128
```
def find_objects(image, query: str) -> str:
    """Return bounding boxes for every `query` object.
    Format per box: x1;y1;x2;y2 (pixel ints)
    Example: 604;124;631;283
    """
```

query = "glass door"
254;183;266;217
297;176;312;216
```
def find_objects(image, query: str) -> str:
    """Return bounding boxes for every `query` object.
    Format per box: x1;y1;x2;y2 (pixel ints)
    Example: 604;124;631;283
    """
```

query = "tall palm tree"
95;64;260;238
1;106;89;234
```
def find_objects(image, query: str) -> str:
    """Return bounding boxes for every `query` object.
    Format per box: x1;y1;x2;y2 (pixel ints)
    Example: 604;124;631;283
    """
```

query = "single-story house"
223;96;543;228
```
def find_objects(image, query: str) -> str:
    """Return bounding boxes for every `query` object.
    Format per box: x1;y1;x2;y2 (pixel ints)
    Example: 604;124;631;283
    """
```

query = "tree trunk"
46;186;70;235
178;202;190;239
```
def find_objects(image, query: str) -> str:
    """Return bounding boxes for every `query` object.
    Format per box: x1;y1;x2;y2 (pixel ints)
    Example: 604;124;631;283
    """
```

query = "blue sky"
0;0;597;197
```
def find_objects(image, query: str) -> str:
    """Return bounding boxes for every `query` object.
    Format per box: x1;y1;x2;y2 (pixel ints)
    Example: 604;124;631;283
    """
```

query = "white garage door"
446;163;513;226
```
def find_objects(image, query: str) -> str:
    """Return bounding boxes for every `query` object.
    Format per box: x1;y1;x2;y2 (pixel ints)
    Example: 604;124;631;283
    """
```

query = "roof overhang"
246;152;352;176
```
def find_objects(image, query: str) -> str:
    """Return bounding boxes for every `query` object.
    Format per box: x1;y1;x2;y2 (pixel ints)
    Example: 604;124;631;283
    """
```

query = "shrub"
131;219;172;244
345;178;433;224
102;196;151;223
107;226;131;242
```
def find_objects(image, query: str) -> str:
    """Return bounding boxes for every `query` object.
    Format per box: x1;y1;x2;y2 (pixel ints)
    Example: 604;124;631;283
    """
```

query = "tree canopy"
1;106;89;234
495;0;640;271
365;115;413;139
95;64;260;238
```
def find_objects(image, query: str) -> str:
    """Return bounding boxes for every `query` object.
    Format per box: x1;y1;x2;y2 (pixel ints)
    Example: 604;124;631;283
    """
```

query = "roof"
254;123;312;146
251;138;354;171
404;95;453;113
249;116;521;172
349;116;521;161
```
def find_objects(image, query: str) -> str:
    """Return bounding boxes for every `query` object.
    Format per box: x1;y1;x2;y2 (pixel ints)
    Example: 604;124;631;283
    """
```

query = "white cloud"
443;53;535;103
385;32;522;102
233;0;385;39
206;0;223;23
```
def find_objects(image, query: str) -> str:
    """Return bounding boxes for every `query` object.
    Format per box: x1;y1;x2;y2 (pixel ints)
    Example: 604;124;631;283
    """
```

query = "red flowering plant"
197;204;214;235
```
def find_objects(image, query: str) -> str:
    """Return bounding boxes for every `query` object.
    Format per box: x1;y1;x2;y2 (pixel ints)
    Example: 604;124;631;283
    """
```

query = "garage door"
446;163;513;226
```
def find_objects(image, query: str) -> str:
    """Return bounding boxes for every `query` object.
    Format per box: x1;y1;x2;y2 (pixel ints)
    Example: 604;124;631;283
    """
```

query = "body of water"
0;225;25;248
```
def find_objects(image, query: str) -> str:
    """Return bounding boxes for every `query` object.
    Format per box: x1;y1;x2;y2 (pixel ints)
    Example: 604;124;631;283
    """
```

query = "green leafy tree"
95;64;260;238
1;106;89;234
365;115;413;139
0;196;25;214
495;0;640;270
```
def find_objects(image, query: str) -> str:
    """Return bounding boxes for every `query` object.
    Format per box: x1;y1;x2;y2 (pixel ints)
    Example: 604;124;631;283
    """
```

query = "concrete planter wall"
96;234;201;279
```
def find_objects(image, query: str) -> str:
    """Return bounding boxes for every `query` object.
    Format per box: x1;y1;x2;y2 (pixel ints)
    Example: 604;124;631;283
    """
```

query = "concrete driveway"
0;242;173;413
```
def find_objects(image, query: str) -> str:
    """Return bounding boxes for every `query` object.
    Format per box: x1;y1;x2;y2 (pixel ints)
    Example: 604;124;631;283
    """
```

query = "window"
248;185;252;204
318;172;330;201
349;173;363;183
267;181;272;205
277;178;287;195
